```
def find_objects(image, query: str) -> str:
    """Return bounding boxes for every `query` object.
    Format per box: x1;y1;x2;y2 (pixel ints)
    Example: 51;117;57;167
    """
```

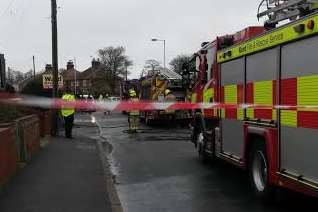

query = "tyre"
249;141;274;200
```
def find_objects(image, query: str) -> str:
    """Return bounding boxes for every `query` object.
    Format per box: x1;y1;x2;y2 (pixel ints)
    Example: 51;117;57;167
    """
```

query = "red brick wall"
0;128;18;187
1;114;43;162
38;111;51;137
17;115;40;161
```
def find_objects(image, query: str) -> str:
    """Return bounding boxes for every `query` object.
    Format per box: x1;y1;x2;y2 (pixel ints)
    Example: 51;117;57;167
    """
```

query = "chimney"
45;64;53;73
67;61;74;70
92;58;101;69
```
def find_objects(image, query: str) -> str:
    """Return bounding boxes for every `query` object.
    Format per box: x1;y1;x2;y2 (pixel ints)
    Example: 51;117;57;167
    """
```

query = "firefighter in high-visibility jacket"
61;90;76;139
164;89;176;102
164;89;176;112
164;89;176;123
128;89;139;133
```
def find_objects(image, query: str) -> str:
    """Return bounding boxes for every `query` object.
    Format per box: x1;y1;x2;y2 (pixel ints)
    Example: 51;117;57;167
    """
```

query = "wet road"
94;112;318;212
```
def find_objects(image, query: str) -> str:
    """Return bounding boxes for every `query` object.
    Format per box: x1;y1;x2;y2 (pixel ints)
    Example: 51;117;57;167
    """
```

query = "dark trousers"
64;114;74;138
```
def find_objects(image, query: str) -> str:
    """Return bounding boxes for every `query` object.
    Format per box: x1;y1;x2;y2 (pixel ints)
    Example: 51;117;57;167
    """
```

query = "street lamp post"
51;0;59;136
151;38;166;70
73;57;77;96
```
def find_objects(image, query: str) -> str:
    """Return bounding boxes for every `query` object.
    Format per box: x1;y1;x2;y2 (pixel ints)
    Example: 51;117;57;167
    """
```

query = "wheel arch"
244;125;279;185
244;132;266;169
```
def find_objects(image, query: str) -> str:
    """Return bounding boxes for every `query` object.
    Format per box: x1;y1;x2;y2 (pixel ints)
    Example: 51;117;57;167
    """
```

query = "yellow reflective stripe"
297;75;318;106
237;109;244;121
246;108;254;119
254;80;273;105
224;85;237;104
217;13;318;63
214;109;217;116
220;109;225;118
203;88;214;103
281;110;297;127
191;93;197;103
272;109;277;121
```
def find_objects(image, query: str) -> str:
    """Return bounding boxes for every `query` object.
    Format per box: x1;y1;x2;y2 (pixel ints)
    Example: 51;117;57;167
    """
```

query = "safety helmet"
165;89;172;96
129;89;137;97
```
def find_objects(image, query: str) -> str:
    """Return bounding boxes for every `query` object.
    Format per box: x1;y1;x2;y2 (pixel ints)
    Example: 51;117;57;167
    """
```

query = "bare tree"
15;71;24;82
124;60;132;81
140;69;146;78
6;68;27;84
6;67;13;84
169;54;191;74
97;46;133;79
24;70;34;79
97;46;133;93
144;59;161;75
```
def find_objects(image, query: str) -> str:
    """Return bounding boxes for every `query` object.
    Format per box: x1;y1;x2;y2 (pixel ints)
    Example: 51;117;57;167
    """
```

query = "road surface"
94;112;318;212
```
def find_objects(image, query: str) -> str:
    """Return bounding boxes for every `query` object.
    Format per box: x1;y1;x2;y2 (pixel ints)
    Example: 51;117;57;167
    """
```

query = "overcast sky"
0;0;264;78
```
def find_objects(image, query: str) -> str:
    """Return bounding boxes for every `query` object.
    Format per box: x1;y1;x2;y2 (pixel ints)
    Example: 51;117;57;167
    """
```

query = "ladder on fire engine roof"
257;0;318;26
157;67;182;80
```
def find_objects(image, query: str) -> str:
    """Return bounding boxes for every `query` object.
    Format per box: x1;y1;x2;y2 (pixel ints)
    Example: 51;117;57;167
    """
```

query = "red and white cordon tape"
0;93;318;111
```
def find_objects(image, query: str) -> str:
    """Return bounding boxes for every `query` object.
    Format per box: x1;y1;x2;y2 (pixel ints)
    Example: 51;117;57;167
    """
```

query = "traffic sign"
42;74;63;89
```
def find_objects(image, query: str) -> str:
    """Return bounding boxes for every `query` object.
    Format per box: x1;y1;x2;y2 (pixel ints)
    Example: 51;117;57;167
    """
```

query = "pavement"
94;112;318;212
0;113;113;212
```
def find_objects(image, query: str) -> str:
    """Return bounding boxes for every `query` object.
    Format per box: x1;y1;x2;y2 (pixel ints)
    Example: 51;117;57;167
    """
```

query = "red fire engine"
185;0;318;199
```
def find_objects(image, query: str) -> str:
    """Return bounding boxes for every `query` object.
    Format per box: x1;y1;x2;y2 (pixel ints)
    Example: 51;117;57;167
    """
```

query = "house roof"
78;64;106;80
62;68;81;81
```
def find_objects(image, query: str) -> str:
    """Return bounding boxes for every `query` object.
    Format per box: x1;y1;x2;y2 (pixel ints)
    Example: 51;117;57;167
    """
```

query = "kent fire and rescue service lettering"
239;33;284;54
218;13;318;63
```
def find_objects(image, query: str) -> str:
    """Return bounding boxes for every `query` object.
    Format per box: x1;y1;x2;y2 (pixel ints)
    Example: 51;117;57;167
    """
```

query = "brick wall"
16;115;40;162
0;128;18;187
0;115;41;163
38;111;51;137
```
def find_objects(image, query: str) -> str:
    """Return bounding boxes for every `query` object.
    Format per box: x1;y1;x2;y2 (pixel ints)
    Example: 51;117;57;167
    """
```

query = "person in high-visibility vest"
98;94;104;101
164;89;176;102
128;89;139;133
61;90;76;139
164;89;176;125
164;89;176;113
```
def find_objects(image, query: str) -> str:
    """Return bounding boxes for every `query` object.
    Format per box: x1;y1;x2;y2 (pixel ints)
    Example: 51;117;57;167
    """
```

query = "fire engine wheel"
249;142;274;200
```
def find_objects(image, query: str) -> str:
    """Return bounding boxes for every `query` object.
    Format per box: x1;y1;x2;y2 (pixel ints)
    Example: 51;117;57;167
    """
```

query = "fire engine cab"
185;0;318;199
